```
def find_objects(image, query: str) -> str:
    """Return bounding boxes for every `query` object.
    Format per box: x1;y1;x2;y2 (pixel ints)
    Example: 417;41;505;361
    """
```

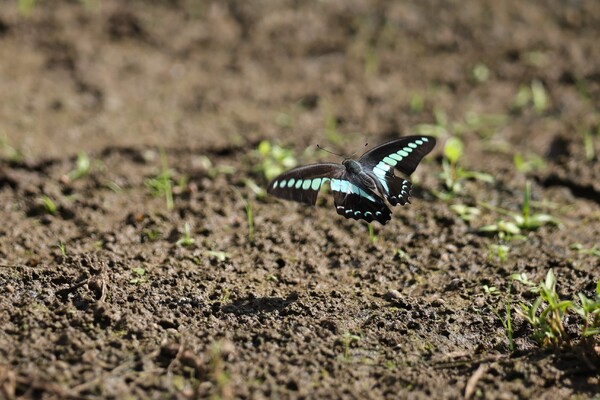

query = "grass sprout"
340;332;361;360
38;196;58;215
572;281;600;338
570;243;600;257
483;283;515;352
176;223;195;247
254;141;297;181
145;148;174;210
439;136;493;195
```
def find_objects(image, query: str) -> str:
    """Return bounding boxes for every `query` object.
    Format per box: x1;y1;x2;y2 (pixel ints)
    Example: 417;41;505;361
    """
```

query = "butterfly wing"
330;175;392;225
359;136;435;205
267;163;342;205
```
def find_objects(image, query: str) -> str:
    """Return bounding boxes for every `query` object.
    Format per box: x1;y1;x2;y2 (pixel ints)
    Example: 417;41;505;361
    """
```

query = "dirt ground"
1;0;599;398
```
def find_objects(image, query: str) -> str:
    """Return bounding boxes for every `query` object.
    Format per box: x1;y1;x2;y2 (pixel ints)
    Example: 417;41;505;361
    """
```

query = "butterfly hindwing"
330;175;392;225
267;163;342;205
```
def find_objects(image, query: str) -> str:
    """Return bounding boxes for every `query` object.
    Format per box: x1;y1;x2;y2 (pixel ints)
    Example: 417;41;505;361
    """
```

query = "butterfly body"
267;136;436;225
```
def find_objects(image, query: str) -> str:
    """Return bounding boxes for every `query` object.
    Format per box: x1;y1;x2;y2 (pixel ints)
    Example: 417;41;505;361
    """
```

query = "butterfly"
267;136;436;225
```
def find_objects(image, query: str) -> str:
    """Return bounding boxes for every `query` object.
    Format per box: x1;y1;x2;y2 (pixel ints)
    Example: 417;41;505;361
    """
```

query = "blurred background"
1;0;598;161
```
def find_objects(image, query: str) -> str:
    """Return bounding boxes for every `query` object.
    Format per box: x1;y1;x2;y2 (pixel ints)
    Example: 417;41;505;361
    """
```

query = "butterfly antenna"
316;144;345;158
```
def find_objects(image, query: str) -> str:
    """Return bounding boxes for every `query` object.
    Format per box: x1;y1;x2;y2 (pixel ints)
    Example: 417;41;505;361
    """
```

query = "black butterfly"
267;136;436;225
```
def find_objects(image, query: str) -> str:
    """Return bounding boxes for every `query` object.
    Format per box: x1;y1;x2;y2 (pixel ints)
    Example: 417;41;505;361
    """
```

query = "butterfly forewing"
267;163;342;205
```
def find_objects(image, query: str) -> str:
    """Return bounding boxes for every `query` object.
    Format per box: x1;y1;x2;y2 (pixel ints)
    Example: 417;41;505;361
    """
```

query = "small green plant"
439;136;493;195
130;267;147;284
38;196;58;215
254;141;297;181
570;243;600;257
206;250;230;262
512;270;572;347
340;332;361;360
488;244;510;263
176;223;195;247
470;63;490;84
145;148;174;210
512;80;549;114
67;151;91;181
367;223;377;244
479;181;559;237
483;284;514;352
513;153;545;173
572;281;600;338
449;204;481;223
57;241;67;257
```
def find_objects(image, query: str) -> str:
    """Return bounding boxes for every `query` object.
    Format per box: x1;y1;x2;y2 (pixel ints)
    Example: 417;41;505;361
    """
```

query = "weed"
206;250;230;262
145;148;174;210
487;244;510;263
449;204;481;223
0;133;24;162
572;281;600;338
512;80;549;114
340;332;361;360
483;283;514;352
513;153;545;173
266;274;278;282
512;270;572;347
470;63;490;84
57;241;67;257
439;136;493;196
254;141;297;181
130;267;147;284
67;151;91;181
367;223;377;244
38;196;58;215
570;243;600;257
479;181;559;237
177;223;195;247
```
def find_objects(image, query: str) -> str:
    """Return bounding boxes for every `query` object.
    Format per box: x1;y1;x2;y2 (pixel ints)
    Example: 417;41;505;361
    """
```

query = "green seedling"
513;153;545;173
483;283;514;352
479;181;559;237
38;195;58;215
67;151;91;181
570;243;600;257
367;223;377;244
512;80;549;114
512;270;572;347
478;219;523;240
581;127;598;162
266;274;278;282
439;136;493;195
145;148;174;210
409;93;425;114
57;241;67;257
395;248;410;262
572;281;600;338
449;204;481;223
254;141;297;181
488;244;510;263
177;223;195;247
206;250;230;262
470;63;490;84
0;133;24;162
340;332;361;360
130;267;147;284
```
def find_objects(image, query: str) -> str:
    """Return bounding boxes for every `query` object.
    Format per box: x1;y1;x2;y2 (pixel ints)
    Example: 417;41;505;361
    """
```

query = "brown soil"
1;1;599;398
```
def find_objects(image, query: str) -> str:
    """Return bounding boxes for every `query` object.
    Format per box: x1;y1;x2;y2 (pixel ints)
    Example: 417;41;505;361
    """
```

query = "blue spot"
288;178;295;187
375;211;382;216
295;180;303;189
279;180;287;188
390;153;403;161
302;180;312;190
383;156;397;166
311;178;321;190
422;137;429;142
415;139;423;145
365;211;372;217
273;181;279;189
408;143;417;148
339;180;350;192
345;209;353;214
403;146;413;153
398;150;409;157
354;211;361;216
